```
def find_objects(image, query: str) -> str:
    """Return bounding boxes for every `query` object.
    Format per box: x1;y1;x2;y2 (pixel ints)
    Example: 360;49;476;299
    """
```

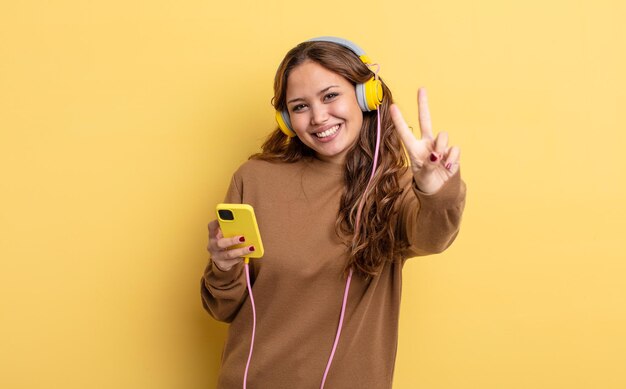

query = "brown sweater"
201;157;466;388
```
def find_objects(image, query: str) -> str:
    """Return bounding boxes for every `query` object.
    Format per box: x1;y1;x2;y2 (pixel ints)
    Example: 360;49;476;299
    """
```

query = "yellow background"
1;0;625;388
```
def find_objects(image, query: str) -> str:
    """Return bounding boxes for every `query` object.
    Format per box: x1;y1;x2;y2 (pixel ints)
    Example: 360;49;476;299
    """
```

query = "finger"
207;238;221;255
215;235;246;250
418;88;434;140
444;146;461;174
390;104;420;151
433;131;448;160
207;220;222;253
208;219;225;241
208;220;219;237
214;245;256;261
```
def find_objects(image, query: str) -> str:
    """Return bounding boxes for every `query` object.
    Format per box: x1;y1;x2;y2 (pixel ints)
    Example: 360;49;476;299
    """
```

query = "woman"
201;37;466;388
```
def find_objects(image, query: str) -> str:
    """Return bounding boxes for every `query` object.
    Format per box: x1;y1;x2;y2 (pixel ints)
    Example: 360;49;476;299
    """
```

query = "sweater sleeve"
397;170;467;257
200;173;248;323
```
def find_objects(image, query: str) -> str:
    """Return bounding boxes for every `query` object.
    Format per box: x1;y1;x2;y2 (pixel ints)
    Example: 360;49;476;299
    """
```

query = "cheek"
338;98;363;124
290;114;309;136
344;104;364;129
347;109;364;139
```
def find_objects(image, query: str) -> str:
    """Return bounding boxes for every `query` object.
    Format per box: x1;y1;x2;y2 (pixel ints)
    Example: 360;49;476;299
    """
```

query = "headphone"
275;36;384;138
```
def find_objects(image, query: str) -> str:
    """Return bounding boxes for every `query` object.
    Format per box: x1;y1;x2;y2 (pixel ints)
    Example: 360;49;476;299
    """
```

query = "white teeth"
315;124;340;138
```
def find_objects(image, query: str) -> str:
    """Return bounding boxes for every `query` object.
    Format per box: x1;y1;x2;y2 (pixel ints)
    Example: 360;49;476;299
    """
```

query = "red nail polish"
249;246;255;252
239;236;245;243
430;153;438;162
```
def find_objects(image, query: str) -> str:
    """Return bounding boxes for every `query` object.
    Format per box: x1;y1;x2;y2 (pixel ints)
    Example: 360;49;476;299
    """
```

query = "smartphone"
216;203;264;258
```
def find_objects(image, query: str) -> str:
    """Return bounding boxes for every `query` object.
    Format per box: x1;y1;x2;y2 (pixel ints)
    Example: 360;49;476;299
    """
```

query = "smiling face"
285;60;364;164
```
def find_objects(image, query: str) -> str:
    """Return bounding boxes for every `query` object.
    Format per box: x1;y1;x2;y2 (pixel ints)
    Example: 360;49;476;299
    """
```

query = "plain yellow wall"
1;0;625;388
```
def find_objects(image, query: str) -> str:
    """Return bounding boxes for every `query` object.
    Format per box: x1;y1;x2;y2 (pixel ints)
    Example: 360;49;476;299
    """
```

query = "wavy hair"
251;40;409;277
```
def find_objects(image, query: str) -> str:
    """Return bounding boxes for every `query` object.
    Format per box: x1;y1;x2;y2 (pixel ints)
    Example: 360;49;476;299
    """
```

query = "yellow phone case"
216;203;265;258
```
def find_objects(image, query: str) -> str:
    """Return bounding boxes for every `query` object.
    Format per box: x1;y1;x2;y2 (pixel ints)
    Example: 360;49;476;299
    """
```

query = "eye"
324;92;339;102
291;103;307;113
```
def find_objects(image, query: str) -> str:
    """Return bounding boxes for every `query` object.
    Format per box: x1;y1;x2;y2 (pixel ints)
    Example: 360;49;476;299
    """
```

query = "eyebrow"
287;85;340;105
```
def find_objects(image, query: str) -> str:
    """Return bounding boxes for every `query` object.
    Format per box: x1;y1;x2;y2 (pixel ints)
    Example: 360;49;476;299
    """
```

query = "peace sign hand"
390;88;461;194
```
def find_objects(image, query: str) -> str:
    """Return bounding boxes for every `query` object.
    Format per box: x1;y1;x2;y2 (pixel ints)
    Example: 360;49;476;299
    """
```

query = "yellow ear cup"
275;110;296;137
364;77;384;111
358;54;372;64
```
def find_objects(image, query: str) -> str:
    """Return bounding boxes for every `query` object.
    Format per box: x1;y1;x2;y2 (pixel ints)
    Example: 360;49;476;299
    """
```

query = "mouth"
314;124;341;139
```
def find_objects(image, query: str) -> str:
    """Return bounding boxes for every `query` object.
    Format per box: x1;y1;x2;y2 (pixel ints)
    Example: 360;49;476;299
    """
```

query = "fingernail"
249;246;255;252
445;162;452;170
430;153;438;162
239;236;245;243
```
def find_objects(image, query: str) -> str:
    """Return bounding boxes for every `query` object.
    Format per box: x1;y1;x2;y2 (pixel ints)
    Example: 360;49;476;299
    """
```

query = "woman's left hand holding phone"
207;220;255;271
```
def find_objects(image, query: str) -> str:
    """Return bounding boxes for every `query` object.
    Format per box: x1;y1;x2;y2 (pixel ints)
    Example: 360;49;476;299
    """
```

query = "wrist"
412;176;438;195
212;260;231;272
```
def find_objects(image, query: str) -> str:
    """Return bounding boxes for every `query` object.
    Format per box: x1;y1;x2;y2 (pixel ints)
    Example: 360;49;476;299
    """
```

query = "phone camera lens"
218;209;234;221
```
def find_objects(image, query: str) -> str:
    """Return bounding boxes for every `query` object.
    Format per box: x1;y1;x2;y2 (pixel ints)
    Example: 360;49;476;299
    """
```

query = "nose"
310;104;329;125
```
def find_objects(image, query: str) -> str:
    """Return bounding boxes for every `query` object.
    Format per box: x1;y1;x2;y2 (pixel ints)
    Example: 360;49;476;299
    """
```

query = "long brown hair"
251;40;409;277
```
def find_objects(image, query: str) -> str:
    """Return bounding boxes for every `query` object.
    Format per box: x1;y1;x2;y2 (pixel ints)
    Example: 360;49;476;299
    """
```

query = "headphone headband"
307;37;367;59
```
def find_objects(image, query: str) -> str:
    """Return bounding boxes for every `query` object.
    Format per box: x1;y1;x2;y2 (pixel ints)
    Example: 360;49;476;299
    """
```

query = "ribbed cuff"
413;170;463;209
207;259;244;286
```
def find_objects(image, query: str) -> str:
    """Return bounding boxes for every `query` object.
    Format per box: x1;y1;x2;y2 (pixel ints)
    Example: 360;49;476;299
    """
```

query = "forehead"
286;61;351;98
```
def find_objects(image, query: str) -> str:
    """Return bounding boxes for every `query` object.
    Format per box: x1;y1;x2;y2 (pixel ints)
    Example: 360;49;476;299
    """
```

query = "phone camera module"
218;209;234;221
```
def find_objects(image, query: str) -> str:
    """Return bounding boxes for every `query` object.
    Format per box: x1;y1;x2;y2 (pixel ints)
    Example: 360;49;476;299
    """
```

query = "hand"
390;88;461;194
207;220;255;271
